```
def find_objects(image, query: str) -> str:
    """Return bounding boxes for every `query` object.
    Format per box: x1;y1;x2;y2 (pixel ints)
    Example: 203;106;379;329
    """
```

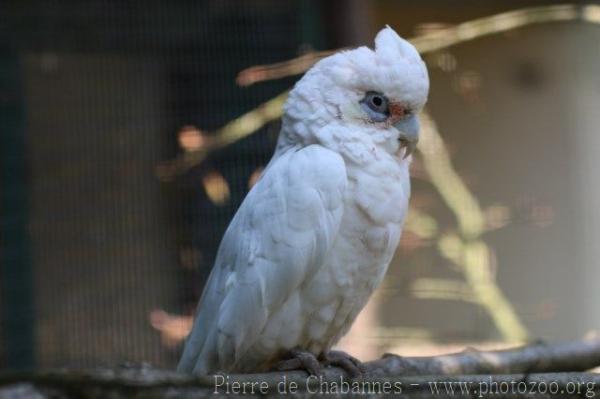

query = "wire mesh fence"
2;0;600;373
0;0;318;370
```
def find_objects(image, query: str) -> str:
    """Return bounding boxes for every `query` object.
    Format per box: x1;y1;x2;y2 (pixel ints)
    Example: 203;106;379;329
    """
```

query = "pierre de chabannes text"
213;375;597;397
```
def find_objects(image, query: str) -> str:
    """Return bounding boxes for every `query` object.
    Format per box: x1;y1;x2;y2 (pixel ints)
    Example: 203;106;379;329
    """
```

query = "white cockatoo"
178;26;429;376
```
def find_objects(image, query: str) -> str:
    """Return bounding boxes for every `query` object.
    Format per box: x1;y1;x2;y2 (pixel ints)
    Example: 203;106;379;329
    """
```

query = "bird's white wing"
177;144;347;374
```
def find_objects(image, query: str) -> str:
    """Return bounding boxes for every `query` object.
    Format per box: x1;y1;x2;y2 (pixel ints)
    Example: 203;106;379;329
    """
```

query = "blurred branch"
236;4;600;86
210;92;288;149
404;207;439;239
410;278;478;303
4;339;600;397
236;50;339;87
157;91;288;181
419;110;529;342
419;112;484;238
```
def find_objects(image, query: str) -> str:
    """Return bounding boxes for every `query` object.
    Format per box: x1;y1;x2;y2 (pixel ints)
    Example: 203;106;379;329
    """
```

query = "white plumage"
178;26;429;375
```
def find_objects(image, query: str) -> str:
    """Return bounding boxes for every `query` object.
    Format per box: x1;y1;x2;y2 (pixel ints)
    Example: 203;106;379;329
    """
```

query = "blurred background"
1;0;600;371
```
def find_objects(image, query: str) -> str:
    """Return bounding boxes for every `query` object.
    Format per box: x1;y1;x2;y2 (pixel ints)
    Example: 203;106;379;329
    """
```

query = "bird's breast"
252;154;411;360
298;156;409;348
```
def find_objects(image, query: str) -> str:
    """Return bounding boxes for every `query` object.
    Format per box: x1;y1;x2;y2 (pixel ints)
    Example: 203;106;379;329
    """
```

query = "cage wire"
0;0;323;370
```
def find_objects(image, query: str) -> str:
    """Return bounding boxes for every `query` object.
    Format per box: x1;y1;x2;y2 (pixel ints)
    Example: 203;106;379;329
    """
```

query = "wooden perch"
2;339;600;397
226;339;600;389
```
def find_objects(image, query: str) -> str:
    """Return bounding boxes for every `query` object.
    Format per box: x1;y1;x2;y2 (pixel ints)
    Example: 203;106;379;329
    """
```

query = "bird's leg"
319;350;367;378
273;349;322;376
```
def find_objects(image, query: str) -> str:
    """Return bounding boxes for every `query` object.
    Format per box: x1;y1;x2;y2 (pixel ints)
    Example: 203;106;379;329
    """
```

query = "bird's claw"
320;350;367;378
273;349;322;376
273;349;366;378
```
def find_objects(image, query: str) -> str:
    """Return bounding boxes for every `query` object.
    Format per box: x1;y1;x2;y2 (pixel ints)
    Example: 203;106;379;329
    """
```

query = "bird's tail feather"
177;264;227;374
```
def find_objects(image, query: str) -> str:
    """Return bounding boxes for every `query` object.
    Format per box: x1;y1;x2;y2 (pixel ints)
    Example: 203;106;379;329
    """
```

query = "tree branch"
2;339;600;397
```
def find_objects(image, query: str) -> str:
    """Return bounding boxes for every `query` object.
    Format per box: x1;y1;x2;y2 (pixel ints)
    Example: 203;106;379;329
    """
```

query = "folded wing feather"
177;144;347;374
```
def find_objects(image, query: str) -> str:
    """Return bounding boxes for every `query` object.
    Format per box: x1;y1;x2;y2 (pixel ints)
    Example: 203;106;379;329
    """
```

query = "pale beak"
394;115;420;159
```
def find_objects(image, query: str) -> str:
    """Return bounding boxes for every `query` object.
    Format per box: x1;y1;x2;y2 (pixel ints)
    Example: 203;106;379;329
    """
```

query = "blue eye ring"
360;91;389;122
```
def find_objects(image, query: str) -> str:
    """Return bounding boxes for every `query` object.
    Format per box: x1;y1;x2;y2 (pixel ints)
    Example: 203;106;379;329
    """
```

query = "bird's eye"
371;95;383;108
360;91;389;122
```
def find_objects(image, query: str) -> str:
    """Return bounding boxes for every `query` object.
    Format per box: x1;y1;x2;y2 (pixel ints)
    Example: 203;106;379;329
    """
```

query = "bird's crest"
374;25;421;63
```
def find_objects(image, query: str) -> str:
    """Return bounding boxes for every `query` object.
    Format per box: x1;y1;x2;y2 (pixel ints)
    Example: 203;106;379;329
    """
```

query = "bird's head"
282;26;429;158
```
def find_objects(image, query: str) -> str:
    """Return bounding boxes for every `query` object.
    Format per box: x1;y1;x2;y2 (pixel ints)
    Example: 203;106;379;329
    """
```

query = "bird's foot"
273;349;322;376
320;350;366;378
